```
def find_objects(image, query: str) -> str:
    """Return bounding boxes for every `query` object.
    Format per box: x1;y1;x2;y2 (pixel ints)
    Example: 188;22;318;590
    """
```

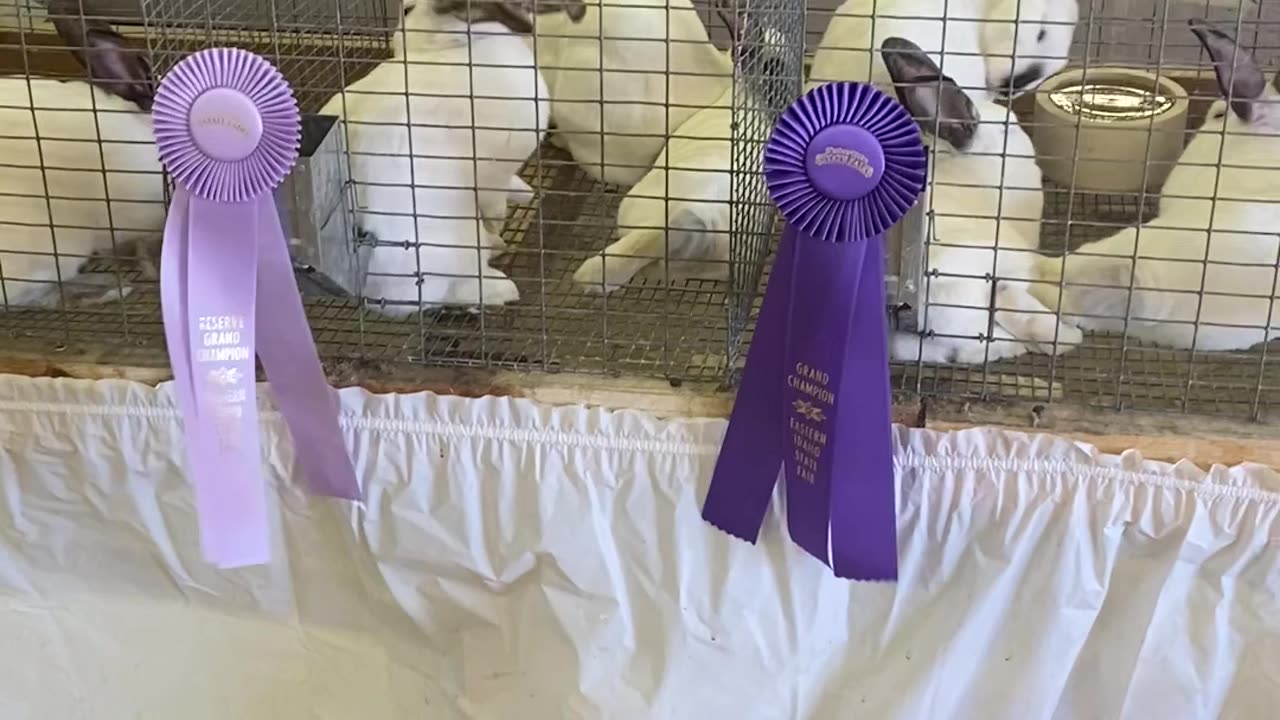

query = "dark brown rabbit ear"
430;0;524;32
547;0;587;22
880;36;979;151
433;0;584;33
1189;18;1265;123
490;0;587;32
47;2;154;111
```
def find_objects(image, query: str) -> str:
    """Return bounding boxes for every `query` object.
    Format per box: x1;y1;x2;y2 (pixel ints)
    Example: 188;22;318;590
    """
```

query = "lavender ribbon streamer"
253;197;360;500
162;190;269;568
702;82;927;581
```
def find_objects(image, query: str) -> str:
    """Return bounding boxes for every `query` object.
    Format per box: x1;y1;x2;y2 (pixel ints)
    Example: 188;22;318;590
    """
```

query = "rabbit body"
893;105;1074;363
1032;102;1280;351
324;9;547;312
878;37;1078;364
1032;21;1280;352
531;0;734;188
0;78;162;306
572;84;734;291
809;0;1077;99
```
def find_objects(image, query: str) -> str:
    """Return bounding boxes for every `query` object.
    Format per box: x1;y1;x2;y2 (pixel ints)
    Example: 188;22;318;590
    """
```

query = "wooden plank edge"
0;349;1273;470
929;419;1280;470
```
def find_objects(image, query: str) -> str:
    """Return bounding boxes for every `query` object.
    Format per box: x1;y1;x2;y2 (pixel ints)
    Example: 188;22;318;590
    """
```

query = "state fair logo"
813;145;876;178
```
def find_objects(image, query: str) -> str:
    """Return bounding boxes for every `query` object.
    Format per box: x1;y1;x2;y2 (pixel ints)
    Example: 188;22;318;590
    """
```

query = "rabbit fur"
530;0;734;188
880;37;1080;364
1031;19;1280;352
571;83;735;291
0;6;163;307
808;0;1078;101
569;8;787;292
320;0;585;314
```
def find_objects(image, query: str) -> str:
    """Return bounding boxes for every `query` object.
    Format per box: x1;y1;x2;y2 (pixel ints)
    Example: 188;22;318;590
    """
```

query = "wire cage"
864;0;1280;422
0;0;793;383
0;0;1278;425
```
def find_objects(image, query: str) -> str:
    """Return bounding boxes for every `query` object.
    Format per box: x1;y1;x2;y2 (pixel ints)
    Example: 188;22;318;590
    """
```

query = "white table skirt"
0;374;1275;719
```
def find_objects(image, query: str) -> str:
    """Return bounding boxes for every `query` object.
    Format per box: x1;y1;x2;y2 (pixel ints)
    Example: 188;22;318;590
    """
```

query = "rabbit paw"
1030;321;1084;356
508;176;535;206
572;255;619;295
450;272;520;307
548;131;571;152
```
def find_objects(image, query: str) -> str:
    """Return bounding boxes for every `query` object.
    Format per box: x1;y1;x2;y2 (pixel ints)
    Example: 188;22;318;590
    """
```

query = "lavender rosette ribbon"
153;49;361;569
702;82;926;580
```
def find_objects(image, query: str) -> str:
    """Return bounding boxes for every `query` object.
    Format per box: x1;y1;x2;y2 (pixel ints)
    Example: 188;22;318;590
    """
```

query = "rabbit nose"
997;64;1045;98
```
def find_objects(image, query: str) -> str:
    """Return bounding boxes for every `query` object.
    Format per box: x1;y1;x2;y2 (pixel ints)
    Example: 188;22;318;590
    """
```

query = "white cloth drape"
0;374;1276;719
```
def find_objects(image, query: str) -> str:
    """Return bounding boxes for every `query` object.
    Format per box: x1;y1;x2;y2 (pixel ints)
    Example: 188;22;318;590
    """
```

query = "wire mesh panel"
722;0;803;363
0;0;800;385
1;0;1278;425
799;0;1280;422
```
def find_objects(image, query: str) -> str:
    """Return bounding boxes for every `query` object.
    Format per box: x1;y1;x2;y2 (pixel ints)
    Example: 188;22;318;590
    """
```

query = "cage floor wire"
2;141;1277;420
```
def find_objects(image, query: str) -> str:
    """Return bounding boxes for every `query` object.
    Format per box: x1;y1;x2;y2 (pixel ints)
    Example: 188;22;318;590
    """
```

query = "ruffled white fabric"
0;374;1276;719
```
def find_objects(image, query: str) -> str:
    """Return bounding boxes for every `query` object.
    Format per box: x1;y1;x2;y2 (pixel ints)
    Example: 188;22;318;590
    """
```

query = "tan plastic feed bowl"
1032;67;1190;193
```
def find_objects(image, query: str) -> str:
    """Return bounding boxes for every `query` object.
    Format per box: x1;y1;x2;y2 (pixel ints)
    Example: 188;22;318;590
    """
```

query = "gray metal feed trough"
277;114;365;298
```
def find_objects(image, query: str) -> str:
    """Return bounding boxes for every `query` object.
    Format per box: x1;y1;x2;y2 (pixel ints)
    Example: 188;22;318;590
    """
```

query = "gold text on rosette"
786;362;833;483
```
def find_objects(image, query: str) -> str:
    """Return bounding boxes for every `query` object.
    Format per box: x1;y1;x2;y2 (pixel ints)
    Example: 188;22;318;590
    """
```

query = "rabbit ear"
47;2;154;111
880;36;979;152
1189;18;1266;123
432;0;585;34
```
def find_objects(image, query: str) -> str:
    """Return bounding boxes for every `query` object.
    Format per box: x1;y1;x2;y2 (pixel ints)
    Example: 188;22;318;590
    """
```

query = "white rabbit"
322;0;585;315
571;83;733;291
808;0;1077;101
530;0;734;188
880;37;1080;364
569;8;786;292
1031;19;1280;352
0;6;164;307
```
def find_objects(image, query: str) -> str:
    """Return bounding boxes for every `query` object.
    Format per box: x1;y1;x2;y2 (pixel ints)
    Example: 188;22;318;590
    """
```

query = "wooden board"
0;347;1275;471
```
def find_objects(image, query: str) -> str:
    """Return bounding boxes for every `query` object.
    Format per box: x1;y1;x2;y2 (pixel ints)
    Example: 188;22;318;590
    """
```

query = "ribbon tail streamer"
253;198;361;500
701;230;797;543
184;196;271;569
780;229;867;566
161;188;195;423
829;235;898;580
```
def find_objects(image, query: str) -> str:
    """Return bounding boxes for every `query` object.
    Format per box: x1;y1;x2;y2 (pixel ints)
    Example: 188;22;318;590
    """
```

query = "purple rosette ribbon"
702;82;926;580
153;48;361;569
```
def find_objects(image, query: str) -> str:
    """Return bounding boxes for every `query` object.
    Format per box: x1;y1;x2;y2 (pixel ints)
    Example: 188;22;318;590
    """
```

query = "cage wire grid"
0;0;1276;422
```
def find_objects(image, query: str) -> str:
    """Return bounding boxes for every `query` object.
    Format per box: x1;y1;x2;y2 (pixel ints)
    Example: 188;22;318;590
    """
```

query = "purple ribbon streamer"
161;188;359;569
830;234;897;579
701;228;795;544
704;228;898;580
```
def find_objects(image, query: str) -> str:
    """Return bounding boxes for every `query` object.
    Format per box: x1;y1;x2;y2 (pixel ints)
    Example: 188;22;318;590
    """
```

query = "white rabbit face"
982;0;1079;100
